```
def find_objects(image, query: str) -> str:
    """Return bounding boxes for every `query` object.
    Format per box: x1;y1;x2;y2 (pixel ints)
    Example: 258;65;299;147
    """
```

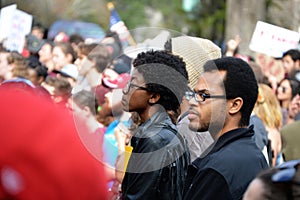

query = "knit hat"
171;36;221;89
0;87;107;199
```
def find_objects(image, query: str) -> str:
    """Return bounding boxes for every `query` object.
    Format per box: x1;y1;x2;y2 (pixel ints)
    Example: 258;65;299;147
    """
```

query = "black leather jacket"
121;110;190;200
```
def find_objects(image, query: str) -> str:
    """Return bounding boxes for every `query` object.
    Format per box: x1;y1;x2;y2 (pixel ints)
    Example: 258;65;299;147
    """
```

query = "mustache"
188;106;200;115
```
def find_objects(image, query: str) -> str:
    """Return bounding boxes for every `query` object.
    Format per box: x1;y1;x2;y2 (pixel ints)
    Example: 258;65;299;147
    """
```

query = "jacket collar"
131;109;177;149
196;125;254;159
134;109;175;138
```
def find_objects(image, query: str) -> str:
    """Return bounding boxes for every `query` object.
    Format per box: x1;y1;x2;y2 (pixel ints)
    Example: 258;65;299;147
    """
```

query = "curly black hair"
133;50;189;112
203;57;258;127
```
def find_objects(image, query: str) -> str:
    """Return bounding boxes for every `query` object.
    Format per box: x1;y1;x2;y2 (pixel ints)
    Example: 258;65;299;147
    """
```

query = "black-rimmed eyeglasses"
185;91;226;103
123;82;148;95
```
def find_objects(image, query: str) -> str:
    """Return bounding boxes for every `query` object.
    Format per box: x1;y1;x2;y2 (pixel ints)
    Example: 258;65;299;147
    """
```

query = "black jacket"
121;110;190;200
183;126;269;200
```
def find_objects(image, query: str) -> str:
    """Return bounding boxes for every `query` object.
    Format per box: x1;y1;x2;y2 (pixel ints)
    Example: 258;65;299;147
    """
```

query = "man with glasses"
183;57;269;200
121;50;190;199
166;36;219;162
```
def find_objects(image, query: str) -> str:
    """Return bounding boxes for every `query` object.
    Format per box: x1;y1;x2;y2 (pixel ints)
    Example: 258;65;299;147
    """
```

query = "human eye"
202;93;210;98
195;90;210;102
193;91;203;102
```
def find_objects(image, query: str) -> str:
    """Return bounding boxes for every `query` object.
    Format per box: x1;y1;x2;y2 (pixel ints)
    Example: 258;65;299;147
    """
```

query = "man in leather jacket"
121;50;190;199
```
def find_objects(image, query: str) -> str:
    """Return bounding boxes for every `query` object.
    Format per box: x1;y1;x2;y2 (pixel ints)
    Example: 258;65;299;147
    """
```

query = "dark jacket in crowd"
121;110;190;200
183;125;269;200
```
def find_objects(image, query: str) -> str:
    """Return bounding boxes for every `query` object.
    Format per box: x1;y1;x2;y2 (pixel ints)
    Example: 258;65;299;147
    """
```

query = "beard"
188;115;225;138
188;119;210;132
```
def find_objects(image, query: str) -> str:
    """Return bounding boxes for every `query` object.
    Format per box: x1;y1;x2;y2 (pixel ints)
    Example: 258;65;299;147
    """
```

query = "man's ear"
148;93;160;104
228;97;243;114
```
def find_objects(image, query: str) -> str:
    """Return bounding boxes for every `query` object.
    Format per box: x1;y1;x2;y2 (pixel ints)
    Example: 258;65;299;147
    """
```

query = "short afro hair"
133;50;189;112
203;57;258;126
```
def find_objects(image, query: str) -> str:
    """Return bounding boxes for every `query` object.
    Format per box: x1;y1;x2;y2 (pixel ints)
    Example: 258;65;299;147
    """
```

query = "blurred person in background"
281;49;300;80
101;30;123;62
69;33;84;52
253;84;283;167
54;31;69;43
276;78;300;126
74;43;110;92
286;93;300;124
38;41;55;73
31;23;45;40
281;119;300;161
243;159;300;200
0;50;10;82
42;76;72;108
27;62;48;87
1;52;34;88
248;61;271;165
52;42;77;71
52;42;78;88
71;90;115;184
24;34;44;66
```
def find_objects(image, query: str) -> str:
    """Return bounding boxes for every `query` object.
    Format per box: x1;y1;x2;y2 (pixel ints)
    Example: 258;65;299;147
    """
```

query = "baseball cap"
26;34;45;54
102;73;131;89
53;64;79;80
112;54;132;74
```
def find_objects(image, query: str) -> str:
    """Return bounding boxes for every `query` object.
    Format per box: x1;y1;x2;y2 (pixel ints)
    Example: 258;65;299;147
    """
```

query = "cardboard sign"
249;21;300;58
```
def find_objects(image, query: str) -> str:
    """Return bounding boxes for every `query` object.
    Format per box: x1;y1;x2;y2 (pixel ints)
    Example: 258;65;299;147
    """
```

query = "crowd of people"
0;18;300;200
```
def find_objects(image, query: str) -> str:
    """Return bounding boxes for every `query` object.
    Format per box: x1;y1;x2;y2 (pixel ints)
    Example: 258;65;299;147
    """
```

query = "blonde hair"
253;84;282;129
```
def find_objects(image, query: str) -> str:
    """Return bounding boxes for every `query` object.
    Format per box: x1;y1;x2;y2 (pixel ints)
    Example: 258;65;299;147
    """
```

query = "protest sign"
0;5;32;53
0;4;17;41
249;21;300;58
5;9;32;53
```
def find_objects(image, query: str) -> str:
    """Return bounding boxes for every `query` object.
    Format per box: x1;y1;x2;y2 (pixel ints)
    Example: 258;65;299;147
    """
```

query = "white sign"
0;5;32;53
0;4;17;41
249;21;300;58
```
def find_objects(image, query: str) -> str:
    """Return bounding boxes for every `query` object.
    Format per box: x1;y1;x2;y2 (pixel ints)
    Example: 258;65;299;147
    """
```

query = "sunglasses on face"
279;86;287;93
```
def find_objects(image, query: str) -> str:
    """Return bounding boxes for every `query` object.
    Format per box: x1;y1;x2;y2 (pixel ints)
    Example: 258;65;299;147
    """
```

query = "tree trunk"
225;0;266;58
